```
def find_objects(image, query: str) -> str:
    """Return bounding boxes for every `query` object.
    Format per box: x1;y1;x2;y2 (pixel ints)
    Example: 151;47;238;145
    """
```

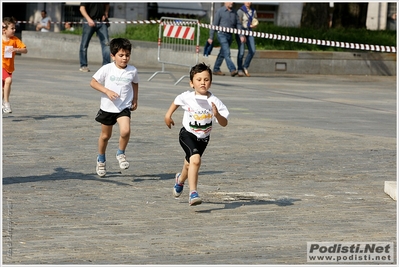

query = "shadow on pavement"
2;167;132;186
196;197;301;213
8;114;88;122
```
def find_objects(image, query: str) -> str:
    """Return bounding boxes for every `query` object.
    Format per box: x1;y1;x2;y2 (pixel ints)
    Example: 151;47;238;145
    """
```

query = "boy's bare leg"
98;124;113;155
179;159;190;184
116;116;131;151
178;155;201;188
187;154;201;192
3;77;12;102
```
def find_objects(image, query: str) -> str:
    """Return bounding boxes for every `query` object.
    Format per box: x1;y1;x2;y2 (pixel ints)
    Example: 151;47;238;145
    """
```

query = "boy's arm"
13;47;27;54
15;39;27;53
131;82;138;111
165;102;179;129
90;78;119;100
212;102;228;127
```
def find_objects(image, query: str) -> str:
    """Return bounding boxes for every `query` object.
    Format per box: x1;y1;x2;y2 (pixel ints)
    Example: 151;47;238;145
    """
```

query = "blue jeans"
213;32;237;72
79;19;111;67
236;34;256;71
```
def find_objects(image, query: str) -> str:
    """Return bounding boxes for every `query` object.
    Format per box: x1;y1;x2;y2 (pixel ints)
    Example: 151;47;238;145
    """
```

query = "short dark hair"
190;62;212;82
3;17;16;29
110;38;132;55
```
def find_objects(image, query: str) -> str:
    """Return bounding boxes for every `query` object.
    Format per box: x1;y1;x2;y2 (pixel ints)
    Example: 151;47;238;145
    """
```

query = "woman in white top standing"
236;2;258;77
36;10;51;32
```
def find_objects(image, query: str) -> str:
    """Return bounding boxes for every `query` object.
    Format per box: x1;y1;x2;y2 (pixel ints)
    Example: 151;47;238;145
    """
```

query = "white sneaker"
3;102;12;113
96;161;106;177
116;154;129;169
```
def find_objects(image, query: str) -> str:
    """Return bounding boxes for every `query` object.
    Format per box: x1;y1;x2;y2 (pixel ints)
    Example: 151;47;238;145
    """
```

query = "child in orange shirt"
2;17;27;113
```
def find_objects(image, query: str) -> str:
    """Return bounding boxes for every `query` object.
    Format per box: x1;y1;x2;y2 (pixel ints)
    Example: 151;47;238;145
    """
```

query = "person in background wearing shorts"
164;63;229;206
2;17;28;114
90;38;139;177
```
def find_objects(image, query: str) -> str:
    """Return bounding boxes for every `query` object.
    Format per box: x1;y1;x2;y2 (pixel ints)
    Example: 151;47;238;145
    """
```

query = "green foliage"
112;24;159;40
67;22;396;52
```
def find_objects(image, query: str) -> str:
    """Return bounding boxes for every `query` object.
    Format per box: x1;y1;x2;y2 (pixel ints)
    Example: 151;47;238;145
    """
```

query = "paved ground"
2;56;397;265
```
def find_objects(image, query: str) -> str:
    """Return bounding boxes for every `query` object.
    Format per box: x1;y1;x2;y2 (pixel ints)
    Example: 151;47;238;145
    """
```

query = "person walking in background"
35;10;51;32
236;2;258;77
79;2;111;72
164;63;229;206
90;38;139;177
208;2;245;77
2;17;28;114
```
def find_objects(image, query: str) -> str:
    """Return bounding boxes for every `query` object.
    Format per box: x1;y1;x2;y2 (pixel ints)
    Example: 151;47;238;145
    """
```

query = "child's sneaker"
173;173;184;197
3;102;12;113
96;161;106;177
116;154;129;169
189;191;202;206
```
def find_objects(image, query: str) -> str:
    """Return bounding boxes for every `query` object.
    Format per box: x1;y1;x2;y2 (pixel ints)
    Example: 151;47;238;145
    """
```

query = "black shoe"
231;70;238;77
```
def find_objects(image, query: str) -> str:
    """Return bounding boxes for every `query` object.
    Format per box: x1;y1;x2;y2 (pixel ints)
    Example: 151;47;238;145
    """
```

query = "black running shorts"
95;108;131;125
179;127;210;163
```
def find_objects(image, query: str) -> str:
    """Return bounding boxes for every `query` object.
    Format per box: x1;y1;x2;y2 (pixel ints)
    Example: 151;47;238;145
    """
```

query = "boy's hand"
105;89;119;101
164;116;175;129
211;102;228;127
130;103;137;111
211;102;219;116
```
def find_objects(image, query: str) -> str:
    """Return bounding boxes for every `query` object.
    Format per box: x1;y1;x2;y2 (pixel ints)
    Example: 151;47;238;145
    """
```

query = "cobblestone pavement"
2;57;396;265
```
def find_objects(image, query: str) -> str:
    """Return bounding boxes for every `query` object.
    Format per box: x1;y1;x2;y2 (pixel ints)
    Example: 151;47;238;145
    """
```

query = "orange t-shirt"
2;36;26;73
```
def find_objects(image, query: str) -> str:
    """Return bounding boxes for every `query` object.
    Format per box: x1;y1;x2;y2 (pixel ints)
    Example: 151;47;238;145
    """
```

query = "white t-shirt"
174;91;229;139
92;62;139;113
40;17;51;32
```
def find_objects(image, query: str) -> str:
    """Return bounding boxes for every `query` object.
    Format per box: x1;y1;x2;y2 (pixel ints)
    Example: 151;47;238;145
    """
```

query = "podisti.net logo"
307;242;394;263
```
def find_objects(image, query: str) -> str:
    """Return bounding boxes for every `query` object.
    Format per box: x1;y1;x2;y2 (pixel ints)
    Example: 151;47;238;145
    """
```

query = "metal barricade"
148;17;200;85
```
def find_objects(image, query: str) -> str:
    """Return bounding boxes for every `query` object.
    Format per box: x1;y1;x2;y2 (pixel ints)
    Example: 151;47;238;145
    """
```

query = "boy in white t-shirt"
90;38;139;177
165;63;229;206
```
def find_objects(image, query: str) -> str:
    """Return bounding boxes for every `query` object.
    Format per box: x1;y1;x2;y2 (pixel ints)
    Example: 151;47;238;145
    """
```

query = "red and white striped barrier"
163;25;195;40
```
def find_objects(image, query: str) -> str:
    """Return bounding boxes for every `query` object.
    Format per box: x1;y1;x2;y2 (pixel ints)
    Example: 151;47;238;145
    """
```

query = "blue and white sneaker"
173;173;184;197
189;191;202;206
